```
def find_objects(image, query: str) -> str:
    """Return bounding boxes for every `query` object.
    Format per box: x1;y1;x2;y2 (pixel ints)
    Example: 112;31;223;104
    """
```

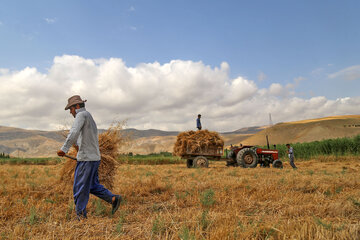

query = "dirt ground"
1;159;360;239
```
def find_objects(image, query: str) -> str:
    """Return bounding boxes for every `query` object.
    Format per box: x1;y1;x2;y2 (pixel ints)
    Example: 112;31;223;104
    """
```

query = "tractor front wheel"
193;156;209;168
272;160;283;169
237;148;258;168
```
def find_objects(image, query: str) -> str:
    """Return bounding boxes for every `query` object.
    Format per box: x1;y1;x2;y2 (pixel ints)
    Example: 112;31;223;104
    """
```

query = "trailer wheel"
237;148;258;168
272;160;283;169
193;156;209;168
186;159;193;168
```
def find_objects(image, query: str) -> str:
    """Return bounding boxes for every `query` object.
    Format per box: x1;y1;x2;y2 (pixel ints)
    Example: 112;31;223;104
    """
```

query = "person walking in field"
57;95;122;220
196;114;202;130
286;143;297;169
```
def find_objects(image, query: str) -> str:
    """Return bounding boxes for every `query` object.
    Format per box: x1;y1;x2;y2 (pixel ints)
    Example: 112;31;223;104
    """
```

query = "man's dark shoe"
76;214;87;221
112;195;122;215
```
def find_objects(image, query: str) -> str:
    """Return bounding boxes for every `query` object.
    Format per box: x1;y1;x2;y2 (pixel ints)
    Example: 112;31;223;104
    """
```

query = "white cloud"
128;6;135;11
294;76;305;85
0;68;9;74
311;68;324;76
268;83;284;96
328;65;360;81
129;26;137;31
44;18;56;24
286;76;305;90
0;55;359;132
221;76;257;105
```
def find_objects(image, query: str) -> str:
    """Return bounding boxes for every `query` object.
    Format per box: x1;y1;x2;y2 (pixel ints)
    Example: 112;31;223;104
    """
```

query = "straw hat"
64;95;87;110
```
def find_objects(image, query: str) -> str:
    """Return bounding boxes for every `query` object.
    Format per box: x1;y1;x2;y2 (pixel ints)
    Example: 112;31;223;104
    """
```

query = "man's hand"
57;150;66;157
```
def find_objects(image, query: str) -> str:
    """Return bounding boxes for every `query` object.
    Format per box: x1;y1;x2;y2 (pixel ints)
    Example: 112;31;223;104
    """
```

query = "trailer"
182;145;223;168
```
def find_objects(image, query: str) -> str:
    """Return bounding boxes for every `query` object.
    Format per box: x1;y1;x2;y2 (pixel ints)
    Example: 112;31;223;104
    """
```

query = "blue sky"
0;1;360;131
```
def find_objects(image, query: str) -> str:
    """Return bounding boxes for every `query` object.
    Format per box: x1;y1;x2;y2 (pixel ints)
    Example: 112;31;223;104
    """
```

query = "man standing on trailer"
286;143;297;169
196;114;202;130
57;95;122;220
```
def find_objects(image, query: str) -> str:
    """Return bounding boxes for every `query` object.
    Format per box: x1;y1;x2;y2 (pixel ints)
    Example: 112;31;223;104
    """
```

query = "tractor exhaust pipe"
266;135;270;149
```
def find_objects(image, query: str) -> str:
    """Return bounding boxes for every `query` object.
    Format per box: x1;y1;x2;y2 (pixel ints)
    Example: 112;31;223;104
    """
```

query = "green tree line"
0;152;10;158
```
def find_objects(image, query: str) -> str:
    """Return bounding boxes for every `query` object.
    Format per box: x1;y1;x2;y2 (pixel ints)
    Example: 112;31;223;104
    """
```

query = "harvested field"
1;158;360;239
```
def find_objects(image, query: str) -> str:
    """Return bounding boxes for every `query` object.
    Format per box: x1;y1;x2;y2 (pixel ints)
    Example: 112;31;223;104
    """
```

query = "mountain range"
1;115;360;157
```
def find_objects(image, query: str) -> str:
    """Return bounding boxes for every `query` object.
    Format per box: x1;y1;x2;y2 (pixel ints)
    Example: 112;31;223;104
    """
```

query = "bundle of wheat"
59;123;125;190
173;130;224;157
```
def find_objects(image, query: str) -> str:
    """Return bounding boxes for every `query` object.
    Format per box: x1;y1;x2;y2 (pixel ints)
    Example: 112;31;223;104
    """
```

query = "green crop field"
0;157;63;165
260;134;360;160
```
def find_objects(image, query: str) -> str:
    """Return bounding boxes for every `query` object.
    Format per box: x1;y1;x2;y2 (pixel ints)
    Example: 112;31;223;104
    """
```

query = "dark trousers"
73;161;114;217
289;156;297;169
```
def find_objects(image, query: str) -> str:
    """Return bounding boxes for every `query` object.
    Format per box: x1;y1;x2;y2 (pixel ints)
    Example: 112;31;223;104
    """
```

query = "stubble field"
1;158;360;239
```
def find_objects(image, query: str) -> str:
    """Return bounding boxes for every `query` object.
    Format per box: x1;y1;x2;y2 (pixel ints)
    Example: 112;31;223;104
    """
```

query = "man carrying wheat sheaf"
57;95;122;220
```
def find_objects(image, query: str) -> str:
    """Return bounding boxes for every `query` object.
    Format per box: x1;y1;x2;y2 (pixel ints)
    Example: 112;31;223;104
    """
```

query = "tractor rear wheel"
272;160;283;169
186;159;193;168
193;156;209;168
237;148;258;168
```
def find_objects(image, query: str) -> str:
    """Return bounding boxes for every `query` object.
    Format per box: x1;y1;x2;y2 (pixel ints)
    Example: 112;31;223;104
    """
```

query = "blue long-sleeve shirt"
196;118;202;129
61;108;101;161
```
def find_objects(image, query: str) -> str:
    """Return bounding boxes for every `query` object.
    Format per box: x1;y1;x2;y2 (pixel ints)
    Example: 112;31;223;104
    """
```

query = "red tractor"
226;144;283;168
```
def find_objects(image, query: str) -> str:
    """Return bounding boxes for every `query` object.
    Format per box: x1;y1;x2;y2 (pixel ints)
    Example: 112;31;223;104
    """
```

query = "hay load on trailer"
173;130;224;168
